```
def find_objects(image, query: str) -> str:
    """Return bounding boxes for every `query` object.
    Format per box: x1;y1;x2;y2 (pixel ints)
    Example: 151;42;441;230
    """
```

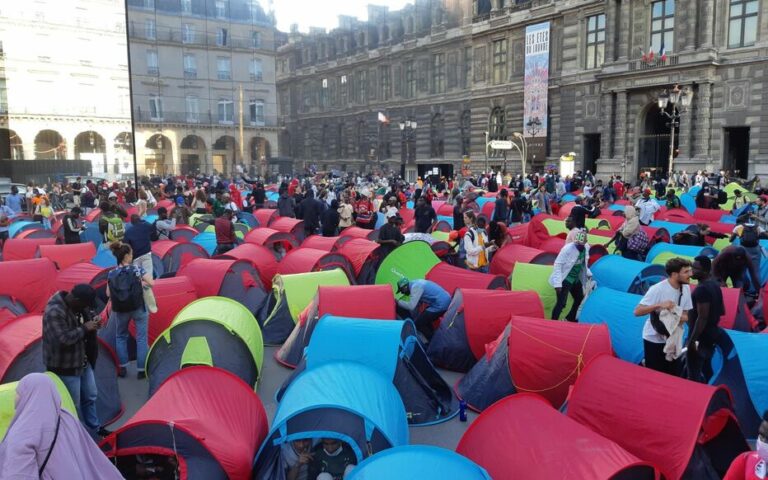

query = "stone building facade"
276;0;768;182
0;0;133;176
127;0;279;176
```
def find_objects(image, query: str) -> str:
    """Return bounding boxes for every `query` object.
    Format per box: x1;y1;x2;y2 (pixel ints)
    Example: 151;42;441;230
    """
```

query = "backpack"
717;189;728;205
108;267;143;312
740;224;759;248
150;219;160;242
627;229;650;253
105;215;125;242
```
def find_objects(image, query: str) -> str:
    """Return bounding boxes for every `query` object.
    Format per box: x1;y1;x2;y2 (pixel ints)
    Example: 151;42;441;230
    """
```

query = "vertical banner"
524;22;550;167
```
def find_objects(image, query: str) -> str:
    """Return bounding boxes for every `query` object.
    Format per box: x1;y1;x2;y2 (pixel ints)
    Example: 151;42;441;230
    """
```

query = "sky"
272;0;414;33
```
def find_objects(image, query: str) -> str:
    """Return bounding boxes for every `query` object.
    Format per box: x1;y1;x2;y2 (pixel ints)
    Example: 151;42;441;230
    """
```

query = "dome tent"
300;235;339;251
567;355;749;479
709;329;768;440
146;297;264;396
37;242;96;270
579;287;647;364
169;225;200;243
276;285;396;368
590;255;667;294
176;258;271;321
488;244;557;278
347;445;491;480
215;242;279;289
253;208;278;227
151;240;209;277
0;258;59;313
243;227;299;251
1;237;57;261
252;361;408;479
278;316;457;426
456;315;612;411
335;238;382;284
510;263;571;320
0;314;123;426
456;394;657;480
427;289;545;372
276;247;357;283
54;262;110;312
261;269;350;345
270;216;306;242
101;366;268;480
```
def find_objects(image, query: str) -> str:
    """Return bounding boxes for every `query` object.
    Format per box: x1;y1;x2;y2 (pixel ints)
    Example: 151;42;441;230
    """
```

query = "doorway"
723;127;750;179
637;103;675;175
583;134;600;173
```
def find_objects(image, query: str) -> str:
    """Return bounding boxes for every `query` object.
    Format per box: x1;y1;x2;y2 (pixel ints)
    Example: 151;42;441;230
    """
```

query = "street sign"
489;140;514;150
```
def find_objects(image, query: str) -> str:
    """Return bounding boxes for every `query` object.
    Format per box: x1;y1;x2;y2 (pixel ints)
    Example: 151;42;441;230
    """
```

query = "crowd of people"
0;165;767;479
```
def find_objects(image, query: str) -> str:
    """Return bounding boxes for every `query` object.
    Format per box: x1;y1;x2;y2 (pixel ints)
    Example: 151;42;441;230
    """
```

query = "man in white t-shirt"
635;189;661;226
634;257;693;376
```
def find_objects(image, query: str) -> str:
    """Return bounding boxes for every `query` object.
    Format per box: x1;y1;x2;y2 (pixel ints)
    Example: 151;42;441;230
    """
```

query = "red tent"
276;285;397;368
169;225;200;243
151;240;209;276
253;208;279;227
425;262;507;295
0;258;58;312
15;228;57;240
335;238;380;284
54;263;110;311
558;202;576;218
38;243;96;270
436;203;454;216
176;258;270;320
277;247;356;282
338;226;376;241
693;208;727;223
101;366;268;480
270;217;305;241
155;199;174;210
244;227;299;251
301;235;339;251
480;202;495;220
489;244;556;277
2;238;57;261
84;208;102;223
217;243;278;288
538;236;566;254
456;394;657;480
428;290;545;372
505;223;533;246
567;355;749;480
658;209;696;223
145;276;198;345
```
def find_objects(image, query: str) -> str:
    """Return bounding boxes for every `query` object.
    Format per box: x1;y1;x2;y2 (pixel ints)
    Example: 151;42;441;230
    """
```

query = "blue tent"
710;329;767;440
645;242;718;264
681;192;697;213
608;204;625;211
92;244;117;268
347;445;491;480
9;221;42;238
278;316;457;426
192;232;217;255
252;361;408;479
80;224;103;248
649;221;692;236
476;197;494;208
562;193;577;202
375;211;386;229
436;215;454;228
238;211;259;228
579;287;646;364
591;255;666;294
266;191;279;203
143;213;158;224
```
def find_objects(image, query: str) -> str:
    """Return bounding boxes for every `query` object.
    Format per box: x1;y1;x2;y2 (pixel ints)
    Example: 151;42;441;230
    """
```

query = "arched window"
430;113;445;158
488;107;506;158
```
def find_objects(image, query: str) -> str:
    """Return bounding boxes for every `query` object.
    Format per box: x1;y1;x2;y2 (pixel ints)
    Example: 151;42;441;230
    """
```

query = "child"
38;197;54;230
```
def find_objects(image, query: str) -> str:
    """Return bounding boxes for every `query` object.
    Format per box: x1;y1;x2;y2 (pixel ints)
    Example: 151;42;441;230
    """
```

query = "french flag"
659;42;667;61
647;41;655;61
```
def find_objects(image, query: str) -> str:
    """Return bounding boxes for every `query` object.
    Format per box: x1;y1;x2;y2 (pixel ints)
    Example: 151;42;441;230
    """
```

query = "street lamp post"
657;85;694;178
525;117;542;171
512;132;528;178
399;119;417;180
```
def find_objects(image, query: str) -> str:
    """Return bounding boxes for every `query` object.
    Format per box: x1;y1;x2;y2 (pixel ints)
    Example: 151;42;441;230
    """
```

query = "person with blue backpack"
106;242;154;380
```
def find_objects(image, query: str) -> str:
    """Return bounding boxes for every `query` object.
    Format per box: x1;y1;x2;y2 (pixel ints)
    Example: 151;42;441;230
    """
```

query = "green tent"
542;218;610;236
510;263;571;320
146;296;265;395
203;224;246;239
262;269;350;344
375;241;441;293
723;182;756;211
0;372;77;438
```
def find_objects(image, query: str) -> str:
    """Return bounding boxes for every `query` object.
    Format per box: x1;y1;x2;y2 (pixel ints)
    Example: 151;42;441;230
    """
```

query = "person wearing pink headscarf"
229;184;243;211
0;373;123;479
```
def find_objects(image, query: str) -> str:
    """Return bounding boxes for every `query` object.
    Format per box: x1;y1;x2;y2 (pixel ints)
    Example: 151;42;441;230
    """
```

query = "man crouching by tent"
396;278;451;343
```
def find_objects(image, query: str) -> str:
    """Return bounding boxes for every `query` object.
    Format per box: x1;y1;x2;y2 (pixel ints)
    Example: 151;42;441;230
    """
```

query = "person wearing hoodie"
278;190;296;218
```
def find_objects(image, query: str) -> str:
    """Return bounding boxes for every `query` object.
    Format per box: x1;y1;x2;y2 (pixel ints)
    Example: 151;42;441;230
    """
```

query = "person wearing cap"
635;189;660;226
42;283;106;436
549;229;591;322
214;207;238;254
396;278;451;342
377;210;405;257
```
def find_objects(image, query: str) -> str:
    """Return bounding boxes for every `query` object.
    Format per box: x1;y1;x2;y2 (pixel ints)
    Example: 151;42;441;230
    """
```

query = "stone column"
682;0;698;51
699;0;716;48
614;90;629;161
604;0;617;62
692;82;713;164
616;0;629;61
